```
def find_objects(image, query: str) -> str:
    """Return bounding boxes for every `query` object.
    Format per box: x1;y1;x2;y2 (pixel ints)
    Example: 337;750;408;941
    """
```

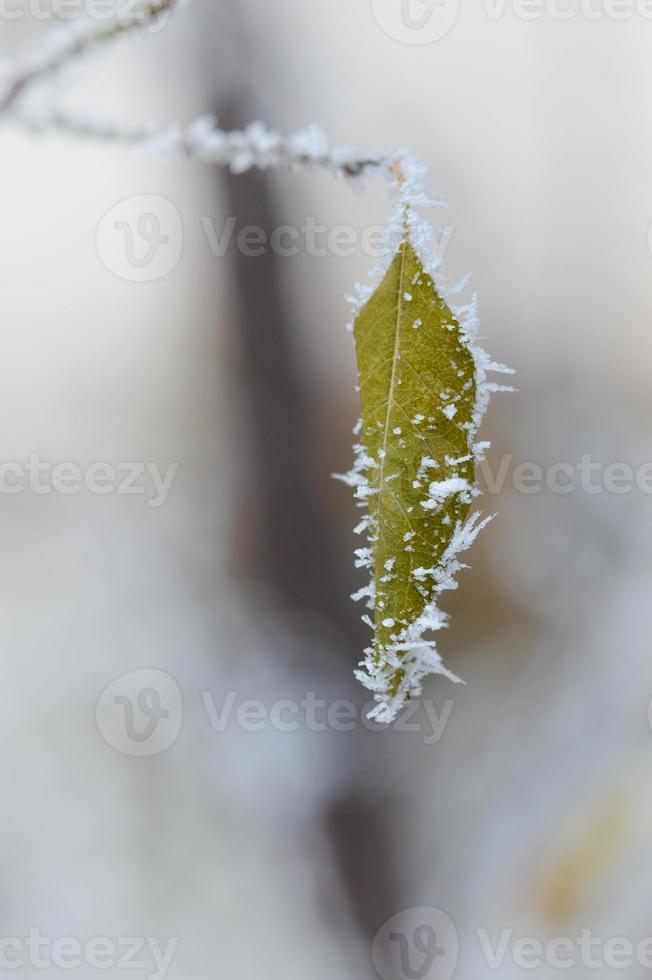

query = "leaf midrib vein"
377;239;407;495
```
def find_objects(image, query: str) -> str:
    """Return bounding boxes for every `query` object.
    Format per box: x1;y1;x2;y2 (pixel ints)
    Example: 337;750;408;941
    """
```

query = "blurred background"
1;1;651;977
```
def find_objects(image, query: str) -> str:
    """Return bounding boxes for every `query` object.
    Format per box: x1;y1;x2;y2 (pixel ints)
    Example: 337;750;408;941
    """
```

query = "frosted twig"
0;0;177;112
10;108;392;181
0;1;393;181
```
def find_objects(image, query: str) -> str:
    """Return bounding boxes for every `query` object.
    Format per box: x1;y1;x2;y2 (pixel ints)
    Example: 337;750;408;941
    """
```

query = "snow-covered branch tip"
0;5;514;724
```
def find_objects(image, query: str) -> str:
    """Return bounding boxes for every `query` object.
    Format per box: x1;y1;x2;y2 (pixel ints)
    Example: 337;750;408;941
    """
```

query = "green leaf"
351;236;481;719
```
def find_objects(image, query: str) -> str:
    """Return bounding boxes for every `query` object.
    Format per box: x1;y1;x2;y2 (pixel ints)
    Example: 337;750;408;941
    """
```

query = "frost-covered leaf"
349;237;488;722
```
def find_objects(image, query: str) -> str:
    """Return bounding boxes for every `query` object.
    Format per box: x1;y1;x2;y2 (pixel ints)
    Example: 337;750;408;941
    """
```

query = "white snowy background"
0;1;651;978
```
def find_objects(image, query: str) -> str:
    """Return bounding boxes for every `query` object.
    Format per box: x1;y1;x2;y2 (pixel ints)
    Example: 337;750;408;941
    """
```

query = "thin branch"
0;2;397;182
0;0;177;112
9;108;392;181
